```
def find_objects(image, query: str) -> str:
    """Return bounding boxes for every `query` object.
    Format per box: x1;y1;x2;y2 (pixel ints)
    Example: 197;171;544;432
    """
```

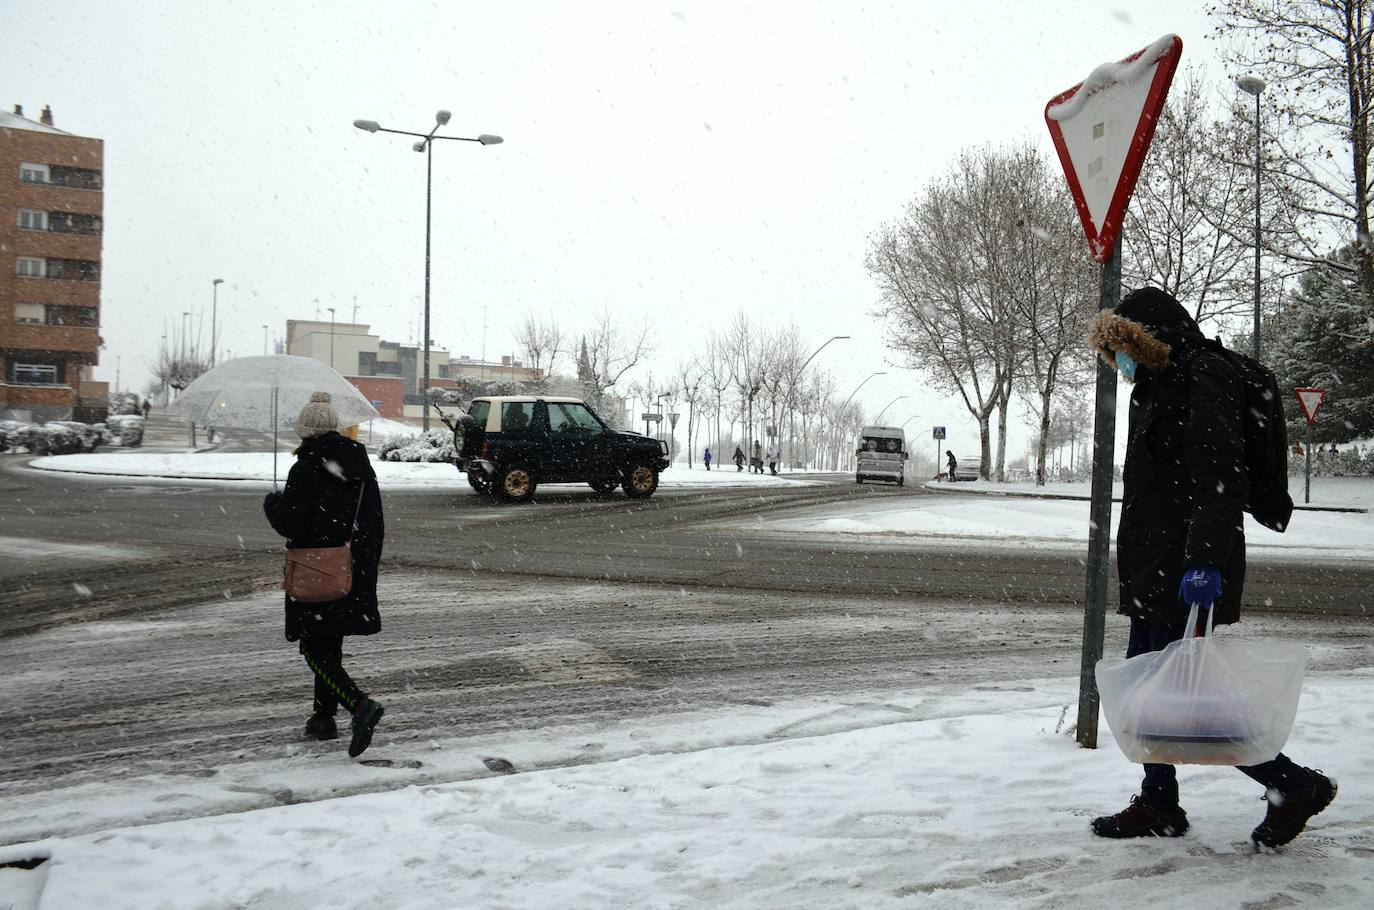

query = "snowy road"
3;456;1373;849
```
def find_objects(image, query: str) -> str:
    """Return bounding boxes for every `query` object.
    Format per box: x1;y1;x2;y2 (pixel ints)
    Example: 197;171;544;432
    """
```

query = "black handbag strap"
345;482;365;543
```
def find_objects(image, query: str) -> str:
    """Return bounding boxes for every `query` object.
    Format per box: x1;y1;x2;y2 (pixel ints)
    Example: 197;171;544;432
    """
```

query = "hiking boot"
303;712;338;741
348;698;385;758
1252;771;1337;849
1091;795;1190;838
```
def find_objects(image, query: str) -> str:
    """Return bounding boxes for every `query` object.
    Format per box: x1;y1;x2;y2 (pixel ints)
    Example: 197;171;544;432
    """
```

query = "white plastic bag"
1096;603;1307;766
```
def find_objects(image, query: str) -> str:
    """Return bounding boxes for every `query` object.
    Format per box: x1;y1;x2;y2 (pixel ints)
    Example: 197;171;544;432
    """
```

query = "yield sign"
1295;387;1327;425
1045;35;1183;262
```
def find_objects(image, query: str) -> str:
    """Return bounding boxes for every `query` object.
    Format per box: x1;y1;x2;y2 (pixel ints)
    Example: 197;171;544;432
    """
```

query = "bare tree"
869;147;1022;480
580;309;654;413
997;146;1099;485
674;357;705;467
512;312;565;391
1213;0;1374;322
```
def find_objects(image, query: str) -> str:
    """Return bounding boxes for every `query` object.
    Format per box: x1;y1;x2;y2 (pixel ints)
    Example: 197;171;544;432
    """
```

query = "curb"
919;481;1367;514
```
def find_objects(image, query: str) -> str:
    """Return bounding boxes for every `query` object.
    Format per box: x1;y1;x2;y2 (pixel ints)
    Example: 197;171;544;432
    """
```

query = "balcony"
48;212;103;236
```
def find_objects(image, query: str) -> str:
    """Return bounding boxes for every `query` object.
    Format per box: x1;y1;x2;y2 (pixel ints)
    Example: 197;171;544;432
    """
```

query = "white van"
856;425;907;486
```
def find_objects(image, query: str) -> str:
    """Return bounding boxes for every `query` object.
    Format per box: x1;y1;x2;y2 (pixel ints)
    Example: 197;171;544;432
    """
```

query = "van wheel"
623;463;659;498
498;465;536;503
468;471;493;495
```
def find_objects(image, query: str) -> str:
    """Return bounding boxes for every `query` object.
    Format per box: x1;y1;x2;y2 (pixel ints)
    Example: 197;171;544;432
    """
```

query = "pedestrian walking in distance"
140;398;151;419
703;447;712;470
734;445;745;472
767;442;780;475
751;439;764;474
1087;287;1334;849
945;450;957;481
263;391;387;758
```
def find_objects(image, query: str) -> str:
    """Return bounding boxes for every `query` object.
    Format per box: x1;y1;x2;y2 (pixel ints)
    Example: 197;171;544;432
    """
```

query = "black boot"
1091;795;1189;838
304;712;338;741
348;698;385;757
1252;771;1336;849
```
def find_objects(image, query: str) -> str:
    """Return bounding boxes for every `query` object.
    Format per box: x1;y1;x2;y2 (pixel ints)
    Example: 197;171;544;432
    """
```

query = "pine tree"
1265;246;1374;442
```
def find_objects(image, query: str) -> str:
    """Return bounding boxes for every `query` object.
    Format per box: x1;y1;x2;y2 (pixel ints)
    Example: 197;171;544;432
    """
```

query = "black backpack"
1194;339;1294;533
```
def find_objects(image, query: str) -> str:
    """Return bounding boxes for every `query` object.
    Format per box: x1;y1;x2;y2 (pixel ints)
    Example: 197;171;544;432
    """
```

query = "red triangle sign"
1295;387;1327;425
1045;35;1183;263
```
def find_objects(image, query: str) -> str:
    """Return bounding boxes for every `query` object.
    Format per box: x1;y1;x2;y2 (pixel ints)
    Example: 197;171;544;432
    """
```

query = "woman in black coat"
264;392;385;757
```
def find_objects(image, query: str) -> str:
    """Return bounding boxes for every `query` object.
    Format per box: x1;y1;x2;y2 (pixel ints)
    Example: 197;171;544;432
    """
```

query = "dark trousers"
1127;618;1309;808
299;636;366;716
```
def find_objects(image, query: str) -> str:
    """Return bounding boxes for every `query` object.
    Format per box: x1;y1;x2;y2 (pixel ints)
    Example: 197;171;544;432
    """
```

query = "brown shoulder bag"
283;483;365;603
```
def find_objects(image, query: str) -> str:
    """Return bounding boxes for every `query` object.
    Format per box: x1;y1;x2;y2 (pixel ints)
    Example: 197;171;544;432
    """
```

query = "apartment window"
10;363;60;385
48;211;102;235
16;257;46;278
43;305;98;326
18;209;48;231
19;161;49;184
44;258;100;281
15;303;44;325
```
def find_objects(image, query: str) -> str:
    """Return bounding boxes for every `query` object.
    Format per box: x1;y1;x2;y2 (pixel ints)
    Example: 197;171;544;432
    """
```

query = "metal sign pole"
1305;421;1312;504
1077;236;1122;749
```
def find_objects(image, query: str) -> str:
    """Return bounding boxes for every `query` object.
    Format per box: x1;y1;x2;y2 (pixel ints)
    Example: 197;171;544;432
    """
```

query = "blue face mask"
1115;350;1138;380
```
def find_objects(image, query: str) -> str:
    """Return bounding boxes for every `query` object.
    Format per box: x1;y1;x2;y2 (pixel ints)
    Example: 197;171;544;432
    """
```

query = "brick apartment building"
0;105;106;422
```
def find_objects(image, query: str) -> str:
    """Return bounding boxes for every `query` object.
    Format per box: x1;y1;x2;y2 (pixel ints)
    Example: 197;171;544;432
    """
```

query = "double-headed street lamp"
353;111;503;431
1237;74;1266;360
210;279;224;367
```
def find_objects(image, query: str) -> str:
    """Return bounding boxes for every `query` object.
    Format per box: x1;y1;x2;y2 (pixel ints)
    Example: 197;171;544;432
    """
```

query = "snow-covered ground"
760;490;1374;561
925;476;1374;510
2;673;1370;909
27;453;811;489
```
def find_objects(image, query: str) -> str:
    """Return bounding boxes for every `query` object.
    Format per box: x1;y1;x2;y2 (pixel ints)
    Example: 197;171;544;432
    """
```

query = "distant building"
443;354;543;385
285;319;452;420
0;105;106;422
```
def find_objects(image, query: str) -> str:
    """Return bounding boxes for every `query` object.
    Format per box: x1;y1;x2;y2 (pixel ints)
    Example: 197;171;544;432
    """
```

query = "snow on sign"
1295;387;1327;425
1045;34;1183;263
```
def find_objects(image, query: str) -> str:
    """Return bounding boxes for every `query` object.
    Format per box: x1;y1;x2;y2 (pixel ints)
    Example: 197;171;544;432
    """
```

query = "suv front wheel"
623;463;659;499
497;465;536;503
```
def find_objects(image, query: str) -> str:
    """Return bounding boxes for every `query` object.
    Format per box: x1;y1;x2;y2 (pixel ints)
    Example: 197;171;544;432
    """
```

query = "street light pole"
873;394;907;424
262;324;269;356
1238;75;1266;360
786;335;849;469
327;307;336;370
210;278;223;367
839;371;886;472
353;112;503;431
181;311;190;361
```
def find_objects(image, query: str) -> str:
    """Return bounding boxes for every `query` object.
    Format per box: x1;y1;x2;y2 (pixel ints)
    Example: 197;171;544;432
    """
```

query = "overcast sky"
1;0;1225;456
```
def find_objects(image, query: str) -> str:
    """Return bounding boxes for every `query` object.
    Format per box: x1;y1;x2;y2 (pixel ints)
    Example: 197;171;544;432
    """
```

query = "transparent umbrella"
168;355;381;483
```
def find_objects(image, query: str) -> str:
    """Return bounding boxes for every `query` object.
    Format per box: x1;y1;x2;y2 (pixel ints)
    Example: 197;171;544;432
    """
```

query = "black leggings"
299;636;366;715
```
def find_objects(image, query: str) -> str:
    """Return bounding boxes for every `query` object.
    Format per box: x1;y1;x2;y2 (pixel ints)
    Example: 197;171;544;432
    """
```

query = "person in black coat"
1086;287;1334;848
263;391;386;757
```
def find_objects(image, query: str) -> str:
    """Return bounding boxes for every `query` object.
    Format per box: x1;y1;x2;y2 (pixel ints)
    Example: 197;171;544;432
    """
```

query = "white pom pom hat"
295;391;340;438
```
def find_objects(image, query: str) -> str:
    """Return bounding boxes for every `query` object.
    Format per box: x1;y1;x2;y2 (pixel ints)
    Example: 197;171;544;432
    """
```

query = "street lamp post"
262;324;269;356
873;395;907;424
786;335;849;469
327;307;336;370
181;311;190;361
210;278;224;367
353;112;503;431
1238;74;1266;360
839;371;886;472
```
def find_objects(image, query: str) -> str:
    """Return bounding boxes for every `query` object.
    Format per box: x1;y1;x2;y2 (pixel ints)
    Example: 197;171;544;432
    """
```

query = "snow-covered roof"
471;396;586;404
0;109;75;136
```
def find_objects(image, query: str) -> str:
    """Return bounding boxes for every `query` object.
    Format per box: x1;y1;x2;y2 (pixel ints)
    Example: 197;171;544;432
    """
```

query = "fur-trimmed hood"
1086;286;1202;380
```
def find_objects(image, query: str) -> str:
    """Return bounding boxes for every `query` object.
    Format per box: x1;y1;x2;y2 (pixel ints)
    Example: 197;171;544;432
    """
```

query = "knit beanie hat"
295;391;339;438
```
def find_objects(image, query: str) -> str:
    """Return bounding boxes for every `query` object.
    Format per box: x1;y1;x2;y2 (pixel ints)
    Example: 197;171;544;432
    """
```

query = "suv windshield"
548;401;604;433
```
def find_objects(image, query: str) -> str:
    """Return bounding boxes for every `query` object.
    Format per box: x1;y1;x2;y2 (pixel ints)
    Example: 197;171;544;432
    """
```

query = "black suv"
441;396;670;502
